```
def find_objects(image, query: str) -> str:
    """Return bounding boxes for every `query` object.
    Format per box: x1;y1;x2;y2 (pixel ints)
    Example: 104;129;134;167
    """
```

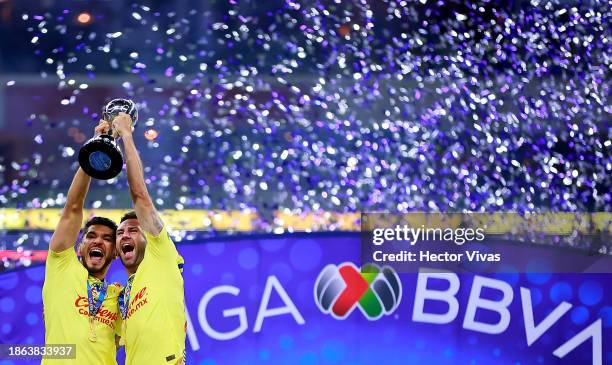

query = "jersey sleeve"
45;246;84;281
143;226;180;262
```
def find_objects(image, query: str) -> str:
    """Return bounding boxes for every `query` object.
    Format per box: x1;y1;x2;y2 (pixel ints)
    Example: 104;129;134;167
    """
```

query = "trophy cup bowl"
78;99;138;180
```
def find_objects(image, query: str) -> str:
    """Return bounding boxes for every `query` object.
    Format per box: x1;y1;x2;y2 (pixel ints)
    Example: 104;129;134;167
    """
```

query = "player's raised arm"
113;112;164;236
49;120;110;252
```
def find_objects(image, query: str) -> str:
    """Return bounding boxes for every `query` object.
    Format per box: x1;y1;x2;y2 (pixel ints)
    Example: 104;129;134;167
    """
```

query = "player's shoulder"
45;246;81;274
148;226;177;248
47;245;77;259
144;225;173;241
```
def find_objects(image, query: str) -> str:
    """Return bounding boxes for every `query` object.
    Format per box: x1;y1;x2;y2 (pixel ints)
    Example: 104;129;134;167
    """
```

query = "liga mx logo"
314;262;402;320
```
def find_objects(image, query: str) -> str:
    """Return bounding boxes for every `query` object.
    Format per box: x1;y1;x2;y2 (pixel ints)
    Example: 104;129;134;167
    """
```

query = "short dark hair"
83;216;118;242
120;210;138;223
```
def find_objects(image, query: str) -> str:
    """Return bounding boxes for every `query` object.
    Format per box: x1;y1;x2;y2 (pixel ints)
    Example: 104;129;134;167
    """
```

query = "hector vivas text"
370;225;501;263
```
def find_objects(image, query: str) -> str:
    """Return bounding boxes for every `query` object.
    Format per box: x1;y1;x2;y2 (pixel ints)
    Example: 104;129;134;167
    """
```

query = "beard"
82;255;114;276
119;252;143;271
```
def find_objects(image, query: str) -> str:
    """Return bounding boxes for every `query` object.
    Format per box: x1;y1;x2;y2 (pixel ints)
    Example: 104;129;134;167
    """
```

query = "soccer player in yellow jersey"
113;112;186;365
42;120;122;365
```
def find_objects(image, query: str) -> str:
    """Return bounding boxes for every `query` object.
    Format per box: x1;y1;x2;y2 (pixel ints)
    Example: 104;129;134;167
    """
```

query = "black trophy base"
78;135;124;180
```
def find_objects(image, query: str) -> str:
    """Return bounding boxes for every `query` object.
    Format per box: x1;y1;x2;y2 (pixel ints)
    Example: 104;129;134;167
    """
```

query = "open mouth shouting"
121;241;136;261
88;246;106;265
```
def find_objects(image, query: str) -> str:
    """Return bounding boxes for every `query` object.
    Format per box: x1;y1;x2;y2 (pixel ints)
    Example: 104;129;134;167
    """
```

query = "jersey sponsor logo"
126;286;149;319
74;295;119;327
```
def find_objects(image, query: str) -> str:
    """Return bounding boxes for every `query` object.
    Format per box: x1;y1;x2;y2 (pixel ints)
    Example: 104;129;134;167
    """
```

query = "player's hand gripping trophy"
78;99;138;180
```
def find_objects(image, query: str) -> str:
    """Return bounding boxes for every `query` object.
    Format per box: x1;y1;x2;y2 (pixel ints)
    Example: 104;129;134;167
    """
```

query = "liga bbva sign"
1;233;609;365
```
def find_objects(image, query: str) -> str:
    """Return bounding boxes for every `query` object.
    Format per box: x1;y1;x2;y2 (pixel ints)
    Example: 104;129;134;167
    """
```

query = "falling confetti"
2;0;610;221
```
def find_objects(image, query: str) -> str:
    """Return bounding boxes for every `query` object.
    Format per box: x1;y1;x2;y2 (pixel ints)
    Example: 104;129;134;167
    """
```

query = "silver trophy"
78;99;138;180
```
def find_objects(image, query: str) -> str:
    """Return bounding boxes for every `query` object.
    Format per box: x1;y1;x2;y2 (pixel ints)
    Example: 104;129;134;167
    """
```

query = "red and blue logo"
314;262;402;320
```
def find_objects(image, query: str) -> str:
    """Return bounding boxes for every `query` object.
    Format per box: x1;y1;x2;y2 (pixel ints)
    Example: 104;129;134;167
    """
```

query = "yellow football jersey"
121;226;186;365
42;247;122;365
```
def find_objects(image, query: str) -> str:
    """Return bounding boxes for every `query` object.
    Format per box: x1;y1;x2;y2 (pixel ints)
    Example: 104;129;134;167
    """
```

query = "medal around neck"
86;280;108;343
78;98;138;180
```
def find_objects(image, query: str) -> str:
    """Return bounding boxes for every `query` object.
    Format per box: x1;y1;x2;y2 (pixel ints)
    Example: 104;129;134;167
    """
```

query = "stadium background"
0;0;610;364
